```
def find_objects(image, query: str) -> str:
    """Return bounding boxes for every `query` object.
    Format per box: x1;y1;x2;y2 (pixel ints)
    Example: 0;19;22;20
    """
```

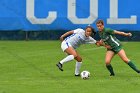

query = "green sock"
106;64;115;75
127;61;140;73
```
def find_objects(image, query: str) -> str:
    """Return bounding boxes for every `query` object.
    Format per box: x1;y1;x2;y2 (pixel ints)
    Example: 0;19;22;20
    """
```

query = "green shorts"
107;45;122;54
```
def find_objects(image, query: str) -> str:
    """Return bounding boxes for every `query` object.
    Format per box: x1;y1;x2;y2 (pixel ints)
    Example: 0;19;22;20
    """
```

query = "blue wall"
0;0;140;31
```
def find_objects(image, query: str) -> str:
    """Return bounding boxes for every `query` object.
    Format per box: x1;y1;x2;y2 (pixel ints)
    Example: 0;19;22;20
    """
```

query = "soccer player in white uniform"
56;26;98;76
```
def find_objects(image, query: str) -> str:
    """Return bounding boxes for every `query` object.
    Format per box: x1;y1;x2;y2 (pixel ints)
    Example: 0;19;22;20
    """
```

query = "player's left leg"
74;51;82;76
118;49;140;73
56;46;77;71
105;50;115;76
56;41;77;71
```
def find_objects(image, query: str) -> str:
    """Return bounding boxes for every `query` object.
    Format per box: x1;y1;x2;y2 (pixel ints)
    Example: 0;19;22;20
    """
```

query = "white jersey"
64;28;96;49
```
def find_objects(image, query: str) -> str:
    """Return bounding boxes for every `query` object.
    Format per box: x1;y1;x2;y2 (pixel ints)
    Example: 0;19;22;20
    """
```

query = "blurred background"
0;0;140;41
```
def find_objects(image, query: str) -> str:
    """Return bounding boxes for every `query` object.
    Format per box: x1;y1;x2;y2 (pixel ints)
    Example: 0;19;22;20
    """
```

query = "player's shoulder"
74;28;85;33
104;28;112;30
104;28;114;32
75;28;85;31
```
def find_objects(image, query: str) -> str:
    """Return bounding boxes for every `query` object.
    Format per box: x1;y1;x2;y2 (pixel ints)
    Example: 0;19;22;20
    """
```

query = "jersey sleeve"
85;37;97;44
106;28;114;34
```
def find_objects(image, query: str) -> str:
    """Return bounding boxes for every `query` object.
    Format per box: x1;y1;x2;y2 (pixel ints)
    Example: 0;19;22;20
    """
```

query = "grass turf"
0;41;140;93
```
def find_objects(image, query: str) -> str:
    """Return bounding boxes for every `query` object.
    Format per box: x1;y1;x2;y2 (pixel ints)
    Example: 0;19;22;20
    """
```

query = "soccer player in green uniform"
96;19;140;76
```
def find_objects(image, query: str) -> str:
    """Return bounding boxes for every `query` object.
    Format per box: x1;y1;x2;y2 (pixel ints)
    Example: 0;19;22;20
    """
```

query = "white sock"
75;62;82;75
60;55;74;64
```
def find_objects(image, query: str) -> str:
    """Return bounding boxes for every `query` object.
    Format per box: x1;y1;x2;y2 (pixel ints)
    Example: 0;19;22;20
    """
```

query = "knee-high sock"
127;60;140;73
60;55;74;64
75;62;82;75
106;64;115;75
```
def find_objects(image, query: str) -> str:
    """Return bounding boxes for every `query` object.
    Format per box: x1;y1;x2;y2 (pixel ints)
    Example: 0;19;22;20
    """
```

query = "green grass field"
0;41;140;93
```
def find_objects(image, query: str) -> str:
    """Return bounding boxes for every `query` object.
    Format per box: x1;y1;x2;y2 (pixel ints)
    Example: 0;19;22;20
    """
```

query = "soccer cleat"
75;74;80;77
137;70;140;73
56;62;63;71
110;74;115;76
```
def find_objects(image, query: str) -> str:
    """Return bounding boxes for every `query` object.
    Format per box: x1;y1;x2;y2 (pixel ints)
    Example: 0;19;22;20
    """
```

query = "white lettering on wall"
26;0;57;24
26;0;137;25
107;0;137;24
68;0;98;24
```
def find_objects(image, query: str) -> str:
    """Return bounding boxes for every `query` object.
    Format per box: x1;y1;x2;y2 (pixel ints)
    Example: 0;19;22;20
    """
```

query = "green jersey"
98;28;121;49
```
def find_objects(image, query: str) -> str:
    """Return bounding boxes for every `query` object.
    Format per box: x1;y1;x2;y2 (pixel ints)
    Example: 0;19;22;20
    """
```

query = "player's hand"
60;36;64;41
96;41;101;46
96;40;103;46
127;33;132;37
104;45;111;49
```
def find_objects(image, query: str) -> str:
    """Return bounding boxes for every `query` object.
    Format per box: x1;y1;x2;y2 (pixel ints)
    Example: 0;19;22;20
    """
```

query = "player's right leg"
118;49;140;73
56;41;77;71
74;51;82;76
105;50;115;76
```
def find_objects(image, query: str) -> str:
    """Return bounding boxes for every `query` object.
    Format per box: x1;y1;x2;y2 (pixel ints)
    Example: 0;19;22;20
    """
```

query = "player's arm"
96;40;112;49
114;30;132;37
96;40;104;46
60;30;74;41
86;37;99;45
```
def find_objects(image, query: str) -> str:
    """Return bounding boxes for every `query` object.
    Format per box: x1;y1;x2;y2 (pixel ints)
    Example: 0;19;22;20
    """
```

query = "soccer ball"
80;71;90;80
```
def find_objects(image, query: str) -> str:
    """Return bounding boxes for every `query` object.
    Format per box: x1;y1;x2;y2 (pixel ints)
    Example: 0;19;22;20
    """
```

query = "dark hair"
85;26;96;36
96;19;104;25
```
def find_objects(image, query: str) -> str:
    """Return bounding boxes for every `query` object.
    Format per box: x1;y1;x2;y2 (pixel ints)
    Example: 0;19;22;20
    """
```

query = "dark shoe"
75;74;80;76
137;70;140;73
56;62;63;71
110;74;115;76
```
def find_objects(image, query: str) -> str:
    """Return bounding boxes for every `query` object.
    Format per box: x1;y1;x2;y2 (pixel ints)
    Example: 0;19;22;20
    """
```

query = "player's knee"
73;54;78;58
75;56;82;62
105;60;111;65
123;58;129;63
78;57;82;62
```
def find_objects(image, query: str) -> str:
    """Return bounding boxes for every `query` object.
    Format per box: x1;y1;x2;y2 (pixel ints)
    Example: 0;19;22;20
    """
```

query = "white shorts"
61;41;72;51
